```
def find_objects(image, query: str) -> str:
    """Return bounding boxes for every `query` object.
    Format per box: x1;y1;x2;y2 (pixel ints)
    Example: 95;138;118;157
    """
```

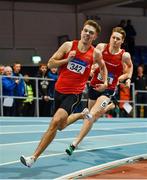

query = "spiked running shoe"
20;155;35;168
65;144;75;156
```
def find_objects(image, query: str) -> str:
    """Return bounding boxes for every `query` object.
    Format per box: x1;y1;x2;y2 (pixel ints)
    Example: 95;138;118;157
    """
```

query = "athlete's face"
110;32;124;48
81;25;97;45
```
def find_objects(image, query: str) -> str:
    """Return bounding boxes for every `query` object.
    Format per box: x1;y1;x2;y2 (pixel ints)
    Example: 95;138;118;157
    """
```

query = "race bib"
67;59;86;74
108;72;114;84
100;99;110;108
97;73;103;81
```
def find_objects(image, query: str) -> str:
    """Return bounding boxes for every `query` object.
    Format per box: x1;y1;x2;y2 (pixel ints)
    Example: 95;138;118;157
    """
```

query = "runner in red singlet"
65;27;133;156
20;20;108;167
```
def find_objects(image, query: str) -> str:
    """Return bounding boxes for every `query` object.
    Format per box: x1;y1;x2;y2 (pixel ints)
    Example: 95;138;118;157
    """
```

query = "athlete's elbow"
48;59;55;69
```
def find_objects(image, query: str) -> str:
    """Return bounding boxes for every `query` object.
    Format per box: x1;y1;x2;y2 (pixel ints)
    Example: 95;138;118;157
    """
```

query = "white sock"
72;141;77;147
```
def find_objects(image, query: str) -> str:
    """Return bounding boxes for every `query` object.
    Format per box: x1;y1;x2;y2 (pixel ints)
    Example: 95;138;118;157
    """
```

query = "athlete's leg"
103;102;115;114
62;99;96;129
33;108;68;160
72;100;116;148
65;96;108;155
72;95;110;147
20;108;68;167
66;95;112;155
65;86;98;128
88;99;96;110
65;112;84;128
63;87;98;132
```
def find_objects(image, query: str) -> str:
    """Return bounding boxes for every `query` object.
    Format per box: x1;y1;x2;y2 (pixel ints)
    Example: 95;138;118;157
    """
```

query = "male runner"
65;27;133;155
20;20;108;167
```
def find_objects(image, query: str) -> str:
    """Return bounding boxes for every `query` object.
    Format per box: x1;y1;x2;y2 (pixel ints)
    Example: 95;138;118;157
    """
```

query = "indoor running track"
0;117;147;179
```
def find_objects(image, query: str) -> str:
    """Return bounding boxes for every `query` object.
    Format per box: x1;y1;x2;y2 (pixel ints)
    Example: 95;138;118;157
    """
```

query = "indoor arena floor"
0;116;147;179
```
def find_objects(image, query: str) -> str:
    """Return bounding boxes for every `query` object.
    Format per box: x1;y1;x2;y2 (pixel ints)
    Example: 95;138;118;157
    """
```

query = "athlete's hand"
117;78;131;88
125;78;131;88
90;63;99;77
118;76;125;83
67;50;76;62
93;83;107;92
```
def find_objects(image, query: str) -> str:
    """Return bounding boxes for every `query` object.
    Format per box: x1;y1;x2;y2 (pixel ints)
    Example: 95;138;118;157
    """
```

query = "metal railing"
0;74;146;117
0;75;54;117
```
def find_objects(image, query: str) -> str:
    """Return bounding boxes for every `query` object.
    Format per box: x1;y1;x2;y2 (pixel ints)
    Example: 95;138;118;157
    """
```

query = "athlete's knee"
83;110;93;121
91;113;99;123
85;112;97;123
110;103;115;109
90;108;104;122
50;116;61;130
58;124;65;131
58;127;62;131
55;118;67;131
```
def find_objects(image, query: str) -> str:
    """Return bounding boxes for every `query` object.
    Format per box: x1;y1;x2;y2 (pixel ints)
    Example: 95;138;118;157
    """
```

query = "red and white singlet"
55;40;94;94
90;44;125;90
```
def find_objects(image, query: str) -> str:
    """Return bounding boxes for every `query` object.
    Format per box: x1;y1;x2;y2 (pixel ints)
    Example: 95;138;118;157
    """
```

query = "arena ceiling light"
32;55;41;64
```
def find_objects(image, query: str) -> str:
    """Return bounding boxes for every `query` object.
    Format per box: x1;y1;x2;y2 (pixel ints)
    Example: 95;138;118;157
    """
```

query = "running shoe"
65;144;75;156
20;155;35;168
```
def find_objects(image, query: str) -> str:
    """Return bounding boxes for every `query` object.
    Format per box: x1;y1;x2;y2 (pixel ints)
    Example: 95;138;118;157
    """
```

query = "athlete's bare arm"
95;43;106;52
90;63;100;79
122;52;133;79
94;43;108;91
47;41;76;68
118;52;133;87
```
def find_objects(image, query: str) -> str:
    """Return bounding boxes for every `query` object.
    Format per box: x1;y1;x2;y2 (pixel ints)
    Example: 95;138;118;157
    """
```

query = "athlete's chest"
65;49;93;74
103;52;122;67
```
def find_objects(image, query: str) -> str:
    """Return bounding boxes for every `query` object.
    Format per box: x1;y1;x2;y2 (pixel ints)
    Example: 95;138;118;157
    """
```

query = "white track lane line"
0;132;147;146
0;141;147;166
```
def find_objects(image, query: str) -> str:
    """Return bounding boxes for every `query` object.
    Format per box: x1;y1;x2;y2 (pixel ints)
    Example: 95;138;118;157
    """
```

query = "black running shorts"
88;86;116;100
54;90;82;115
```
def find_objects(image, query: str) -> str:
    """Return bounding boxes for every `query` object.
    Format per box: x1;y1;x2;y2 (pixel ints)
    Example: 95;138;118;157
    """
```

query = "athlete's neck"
78;40;90;52
109;46;121;55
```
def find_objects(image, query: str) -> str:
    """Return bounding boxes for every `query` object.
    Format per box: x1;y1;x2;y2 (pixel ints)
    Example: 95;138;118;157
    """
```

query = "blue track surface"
0;117;147;179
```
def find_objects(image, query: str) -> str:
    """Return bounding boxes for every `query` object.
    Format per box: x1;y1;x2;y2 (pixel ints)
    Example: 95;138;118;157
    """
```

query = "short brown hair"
112;27;126;40
84;20;101;34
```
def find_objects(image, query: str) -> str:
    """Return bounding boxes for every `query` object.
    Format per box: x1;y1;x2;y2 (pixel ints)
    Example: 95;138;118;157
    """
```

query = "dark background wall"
0;1;147;67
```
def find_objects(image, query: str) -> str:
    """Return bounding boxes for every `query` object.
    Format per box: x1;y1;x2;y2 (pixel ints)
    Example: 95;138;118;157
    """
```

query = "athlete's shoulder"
60;41;73;53
96;43;107;51
94;46;101;56
62;41;73;48
93;47;103;62
122;51;131;60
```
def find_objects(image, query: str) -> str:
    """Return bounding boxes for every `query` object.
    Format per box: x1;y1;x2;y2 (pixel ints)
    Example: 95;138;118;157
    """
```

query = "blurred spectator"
133;65;147;117
124;19;136;56
22;74;35;116
12;62;25;116
117;19;127;49
0;65;5;115
0;65;5;75
37;64;50;117
48;67;58;116
118;19;126;29
2;66;19;116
